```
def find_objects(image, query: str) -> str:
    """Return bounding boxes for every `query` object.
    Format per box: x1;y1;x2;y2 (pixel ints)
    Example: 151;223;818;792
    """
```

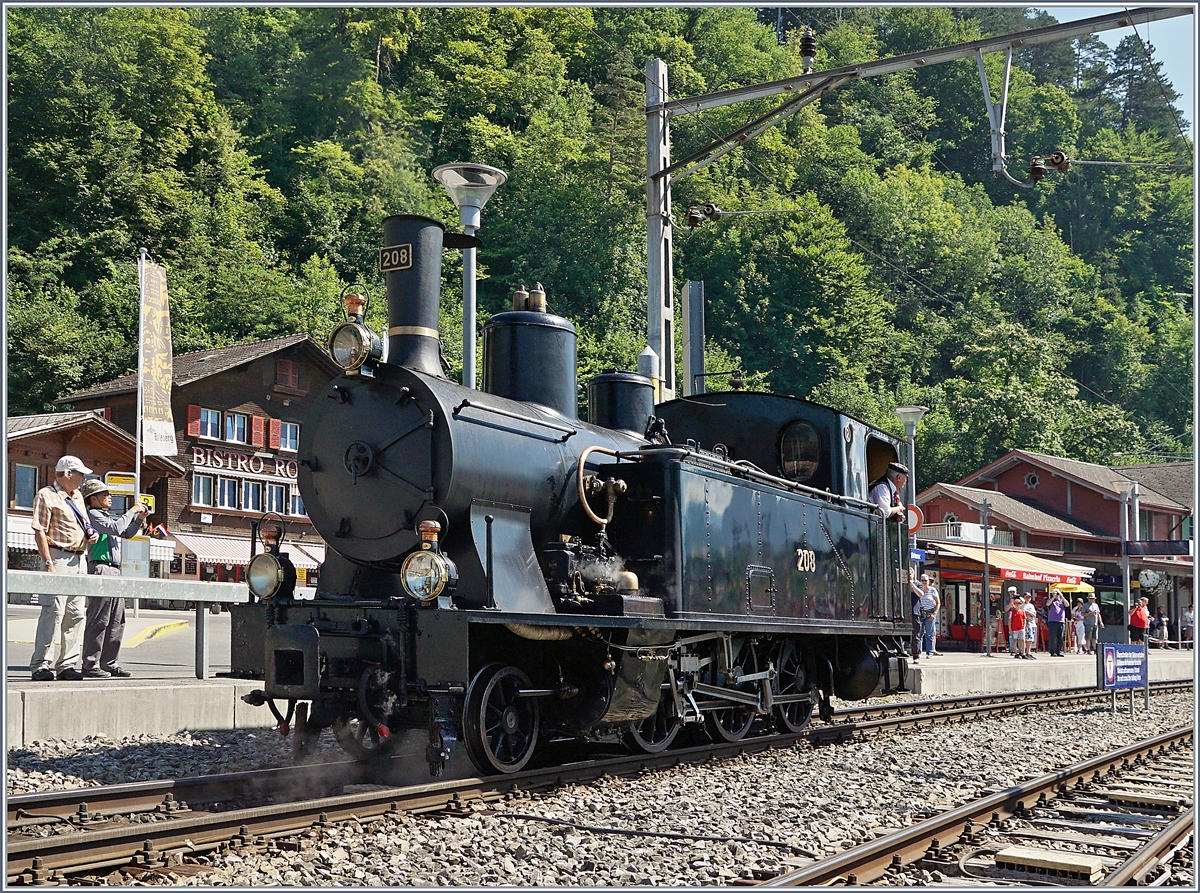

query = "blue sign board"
1098;644;1147;690
910;548;926;563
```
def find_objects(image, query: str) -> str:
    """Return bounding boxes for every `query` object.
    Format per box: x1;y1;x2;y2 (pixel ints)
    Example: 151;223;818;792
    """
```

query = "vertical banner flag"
140;260;177;456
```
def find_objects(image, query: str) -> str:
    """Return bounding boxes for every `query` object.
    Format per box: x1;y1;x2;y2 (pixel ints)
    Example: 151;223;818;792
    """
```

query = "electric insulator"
702;203;723;221
685;207;706;228
1048;151;1070;173
800;28;817;73
1027;156;1047;183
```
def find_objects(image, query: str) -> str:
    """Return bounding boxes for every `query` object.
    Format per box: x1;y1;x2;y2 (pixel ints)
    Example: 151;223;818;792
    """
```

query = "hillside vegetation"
7;6;1193;487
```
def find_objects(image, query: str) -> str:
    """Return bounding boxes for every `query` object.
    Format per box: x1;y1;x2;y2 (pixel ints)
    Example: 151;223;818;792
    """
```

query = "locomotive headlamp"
402;520;457;602
248;551;296;600
329;322;382;374
401;550;457;601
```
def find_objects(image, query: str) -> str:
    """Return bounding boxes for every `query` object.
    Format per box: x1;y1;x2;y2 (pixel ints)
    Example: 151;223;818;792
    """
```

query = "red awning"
940;544;1093;586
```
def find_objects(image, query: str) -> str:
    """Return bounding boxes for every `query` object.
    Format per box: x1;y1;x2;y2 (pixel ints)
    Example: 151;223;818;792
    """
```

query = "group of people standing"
1002;588;1103;657
28;454;149;681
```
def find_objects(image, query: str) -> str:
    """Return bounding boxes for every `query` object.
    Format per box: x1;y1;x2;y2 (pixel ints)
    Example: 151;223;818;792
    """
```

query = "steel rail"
762;725;1194;886
1101;806;1195;886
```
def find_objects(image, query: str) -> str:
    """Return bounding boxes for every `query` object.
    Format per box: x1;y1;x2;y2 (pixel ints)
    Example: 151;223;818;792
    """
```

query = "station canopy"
939;544;1093;586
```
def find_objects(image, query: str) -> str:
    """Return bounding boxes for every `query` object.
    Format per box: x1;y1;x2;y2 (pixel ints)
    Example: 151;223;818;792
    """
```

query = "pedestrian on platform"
1003;587;1020;655
1182;604;1193;649
1150;605;1170;647
1008;595;1027;658
1082;594;1103;653
29;456;100;681
1023;595;1038;658
80;479;149;678
1128;597;1150;644
911;573;940;658
1071;599;1086;654
1046;589;1067;656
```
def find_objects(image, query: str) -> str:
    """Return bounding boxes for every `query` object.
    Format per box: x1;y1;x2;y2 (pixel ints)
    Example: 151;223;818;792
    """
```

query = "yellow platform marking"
7;618;188;648
122;620;189;648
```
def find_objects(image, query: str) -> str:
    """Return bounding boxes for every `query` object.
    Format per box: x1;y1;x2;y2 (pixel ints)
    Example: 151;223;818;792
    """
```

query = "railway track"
8;682;1192;885
762;725;1194;886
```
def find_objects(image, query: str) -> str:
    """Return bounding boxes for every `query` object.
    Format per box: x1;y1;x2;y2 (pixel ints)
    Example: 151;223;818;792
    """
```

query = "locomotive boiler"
233;214;914;775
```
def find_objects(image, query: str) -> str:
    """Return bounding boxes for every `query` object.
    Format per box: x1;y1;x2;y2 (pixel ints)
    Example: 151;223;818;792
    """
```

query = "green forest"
7;6;1193;489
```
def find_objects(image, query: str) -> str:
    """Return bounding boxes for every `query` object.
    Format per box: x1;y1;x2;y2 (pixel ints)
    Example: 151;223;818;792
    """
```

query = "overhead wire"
1126;12;1193;148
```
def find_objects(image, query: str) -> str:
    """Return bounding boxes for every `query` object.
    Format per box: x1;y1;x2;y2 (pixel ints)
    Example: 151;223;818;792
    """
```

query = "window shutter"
268;418;282;450
187;405;201;437
102;407;111;420
251;416;265;447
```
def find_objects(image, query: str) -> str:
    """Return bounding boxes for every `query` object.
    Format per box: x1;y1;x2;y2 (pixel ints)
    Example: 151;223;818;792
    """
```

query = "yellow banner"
141;260;177;456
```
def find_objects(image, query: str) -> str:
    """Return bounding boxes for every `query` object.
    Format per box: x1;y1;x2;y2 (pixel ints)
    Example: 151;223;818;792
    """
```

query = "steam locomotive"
233;215;914;776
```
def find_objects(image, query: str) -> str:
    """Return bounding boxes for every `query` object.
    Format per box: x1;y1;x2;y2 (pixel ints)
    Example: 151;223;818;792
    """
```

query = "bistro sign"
193;446;298;479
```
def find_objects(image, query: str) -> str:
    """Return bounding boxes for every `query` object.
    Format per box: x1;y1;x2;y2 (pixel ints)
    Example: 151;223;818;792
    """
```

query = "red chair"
967;625;982;652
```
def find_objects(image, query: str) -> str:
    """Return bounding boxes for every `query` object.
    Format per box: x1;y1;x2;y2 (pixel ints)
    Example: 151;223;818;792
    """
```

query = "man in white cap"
868;461;909;521
29;455;99;681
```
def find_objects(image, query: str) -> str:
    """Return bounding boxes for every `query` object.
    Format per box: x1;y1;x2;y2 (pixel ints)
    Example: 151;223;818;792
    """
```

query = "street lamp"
893;406;930;511
432;163;507;389
1114;478;1140;643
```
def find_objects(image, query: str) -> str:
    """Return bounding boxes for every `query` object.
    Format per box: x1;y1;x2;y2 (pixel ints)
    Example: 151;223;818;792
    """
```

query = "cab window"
779;420;820;483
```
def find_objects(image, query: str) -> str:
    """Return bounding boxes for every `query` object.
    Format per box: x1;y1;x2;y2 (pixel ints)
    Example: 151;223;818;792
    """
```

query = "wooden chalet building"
916;450;1193;646
59;335;339;586
6;411;184;571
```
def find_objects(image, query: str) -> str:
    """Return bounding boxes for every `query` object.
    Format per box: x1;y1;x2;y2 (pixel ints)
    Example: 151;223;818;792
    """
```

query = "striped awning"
294;542;326;567
7;515;173;561
941;544;1093;586
174;532;253;567
284;544;320;571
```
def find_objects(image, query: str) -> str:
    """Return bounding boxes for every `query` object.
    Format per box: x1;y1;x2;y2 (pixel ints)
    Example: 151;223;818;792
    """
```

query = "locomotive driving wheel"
462;663;540;774
704;640;757;743
621;683;681;754
771;640;813;733
331;715;404;762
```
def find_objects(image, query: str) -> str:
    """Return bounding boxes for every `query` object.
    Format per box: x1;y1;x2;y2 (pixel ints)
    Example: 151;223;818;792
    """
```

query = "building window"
1024;472;1039;489
266;483;287;514
13;464;37;508
942;513;958;524
1062;538;1077;553
217;477;239;510
225;412;248;444
1182;516;1193;541
275;358;299;389
1138;509;1152;540
192;474;215;507
242;480;263;513
280;422;300;452
290;486;306;517
199;408;221;439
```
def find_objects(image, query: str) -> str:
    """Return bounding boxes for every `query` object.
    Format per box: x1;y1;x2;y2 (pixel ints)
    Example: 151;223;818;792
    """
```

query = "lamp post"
893;406;930;550
432;163;507;389
1114;478;1139;643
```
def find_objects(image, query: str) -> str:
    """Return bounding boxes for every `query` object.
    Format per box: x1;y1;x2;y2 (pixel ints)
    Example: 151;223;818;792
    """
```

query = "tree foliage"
8;6;1192;484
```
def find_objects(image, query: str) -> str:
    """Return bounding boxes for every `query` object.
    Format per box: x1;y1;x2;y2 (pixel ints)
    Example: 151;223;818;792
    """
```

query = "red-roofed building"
916;450;1192;647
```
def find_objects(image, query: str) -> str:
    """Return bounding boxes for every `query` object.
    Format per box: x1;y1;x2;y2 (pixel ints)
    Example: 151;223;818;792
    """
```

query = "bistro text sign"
193;446;298;479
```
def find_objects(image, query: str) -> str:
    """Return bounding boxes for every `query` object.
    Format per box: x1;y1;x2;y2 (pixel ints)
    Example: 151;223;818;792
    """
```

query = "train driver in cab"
868;461;909;521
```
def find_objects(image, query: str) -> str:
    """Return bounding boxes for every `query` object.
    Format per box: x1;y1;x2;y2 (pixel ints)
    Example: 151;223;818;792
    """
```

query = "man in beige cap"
29;455;99;681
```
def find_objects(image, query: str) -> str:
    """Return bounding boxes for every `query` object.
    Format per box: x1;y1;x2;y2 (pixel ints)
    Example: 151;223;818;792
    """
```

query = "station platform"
5;602;1195;746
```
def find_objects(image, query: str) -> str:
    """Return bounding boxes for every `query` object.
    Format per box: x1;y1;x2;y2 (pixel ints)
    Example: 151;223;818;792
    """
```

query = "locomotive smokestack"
381;215;448;377
381;215;479;377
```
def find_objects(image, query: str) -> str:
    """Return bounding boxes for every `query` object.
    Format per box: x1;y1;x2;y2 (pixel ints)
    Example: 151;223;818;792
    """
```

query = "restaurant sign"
192;446;298;479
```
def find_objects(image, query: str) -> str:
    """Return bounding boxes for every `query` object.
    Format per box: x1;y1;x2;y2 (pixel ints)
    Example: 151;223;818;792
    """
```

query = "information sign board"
104;472;136;495
1098;644;1146;690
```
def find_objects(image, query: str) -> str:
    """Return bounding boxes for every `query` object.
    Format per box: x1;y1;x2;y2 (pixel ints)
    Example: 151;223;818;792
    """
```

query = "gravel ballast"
7;693;1194;886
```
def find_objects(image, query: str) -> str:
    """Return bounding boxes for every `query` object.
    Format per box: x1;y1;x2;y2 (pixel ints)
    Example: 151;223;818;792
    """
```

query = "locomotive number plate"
795;548;816;573
380;243;413;272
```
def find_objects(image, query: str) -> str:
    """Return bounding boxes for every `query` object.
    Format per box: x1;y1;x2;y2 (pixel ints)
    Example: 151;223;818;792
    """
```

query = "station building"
5;411;184;573
916;450;1193;648
58;334;339;588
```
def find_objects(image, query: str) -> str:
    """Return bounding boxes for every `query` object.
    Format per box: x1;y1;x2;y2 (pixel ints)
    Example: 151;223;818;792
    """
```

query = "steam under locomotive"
233;214;914;775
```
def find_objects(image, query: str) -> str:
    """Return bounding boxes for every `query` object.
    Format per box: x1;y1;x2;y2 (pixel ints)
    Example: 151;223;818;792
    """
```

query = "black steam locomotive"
233;215;913;775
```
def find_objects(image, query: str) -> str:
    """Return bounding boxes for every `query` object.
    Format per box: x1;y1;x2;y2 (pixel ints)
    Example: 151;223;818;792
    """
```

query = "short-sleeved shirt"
1082;602;1101;627
1009;607;1026;631
30;482;87;552
1046;598;1067;622
868;478;901;517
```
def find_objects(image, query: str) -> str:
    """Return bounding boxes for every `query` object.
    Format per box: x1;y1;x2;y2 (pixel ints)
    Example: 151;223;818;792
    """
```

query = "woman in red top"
1129;597;1151;643
1008;599;1027;658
